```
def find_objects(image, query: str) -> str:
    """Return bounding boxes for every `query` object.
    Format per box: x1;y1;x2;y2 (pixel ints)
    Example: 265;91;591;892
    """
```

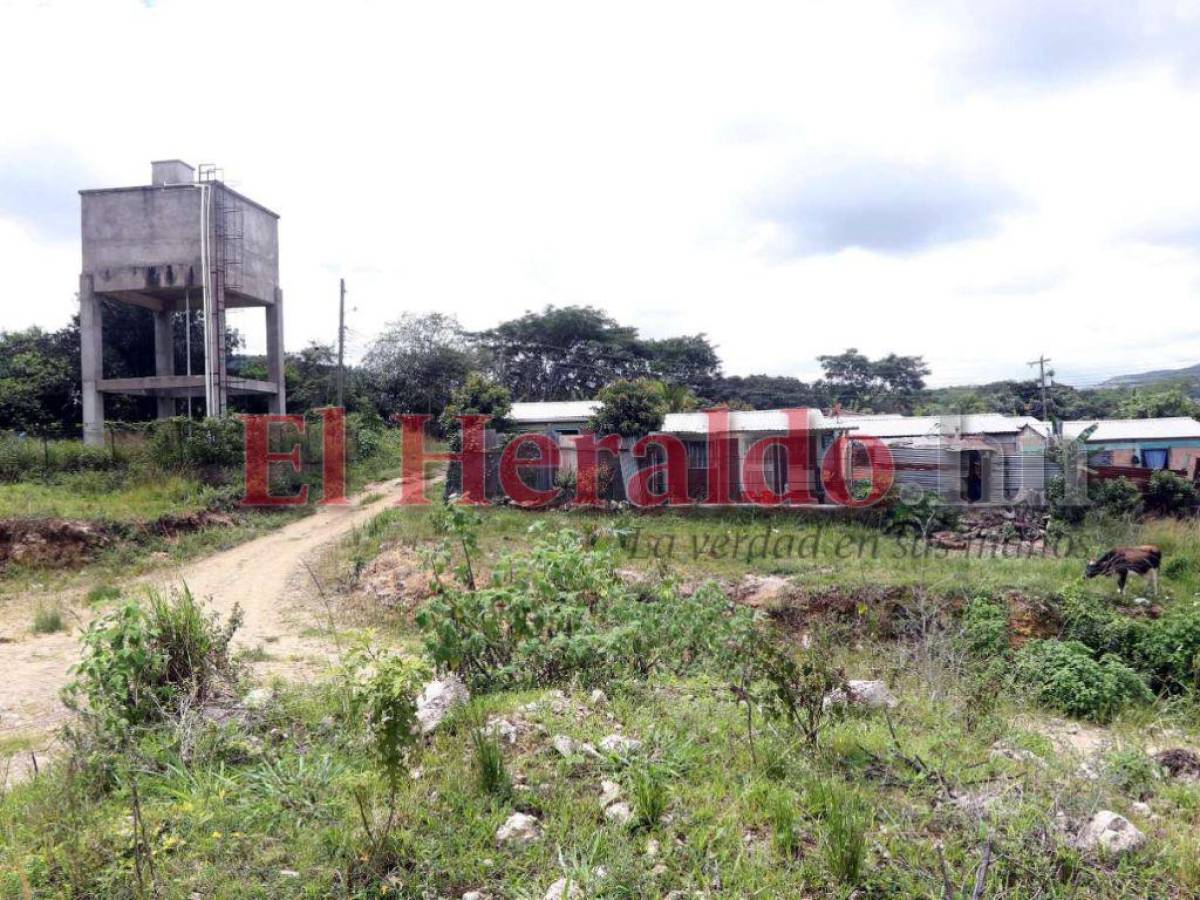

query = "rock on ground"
496;812;542;846
1154;747;1200;781
599;734;642;754
599;778;621;807
1076;810;1146;857
604;801;633;825
416;675;469;735
544;878;582;900
552;734;576;756
822;680;898;710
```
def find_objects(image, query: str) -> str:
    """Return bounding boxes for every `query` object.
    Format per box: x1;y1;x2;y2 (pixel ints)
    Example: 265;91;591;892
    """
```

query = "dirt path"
0;477;411;777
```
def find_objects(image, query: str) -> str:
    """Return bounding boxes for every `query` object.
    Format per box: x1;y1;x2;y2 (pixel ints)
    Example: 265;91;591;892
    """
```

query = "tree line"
1;302;1196;438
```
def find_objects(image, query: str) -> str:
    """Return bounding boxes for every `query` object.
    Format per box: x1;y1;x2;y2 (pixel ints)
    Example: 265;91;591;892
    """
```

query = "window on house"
1142;448;1169;470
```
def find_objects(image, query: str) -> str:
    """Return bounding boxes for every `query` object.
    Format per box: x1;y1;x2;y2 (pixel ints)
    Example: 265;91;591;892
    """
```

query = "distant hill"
1099;362;1200;389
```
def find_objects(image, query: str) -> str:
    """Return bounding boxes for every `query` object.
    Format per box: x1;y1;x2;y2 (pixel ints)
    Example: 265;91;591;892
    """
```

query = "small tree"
589;379;668;437
1145;470;1197;517
1090;477;1143;518
440;372;513;442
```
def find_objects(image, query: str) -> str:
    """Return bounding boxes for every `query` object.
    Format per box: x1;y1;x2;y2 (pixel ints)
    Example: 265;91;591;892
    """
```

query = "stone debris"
544;878;582;900
598;734;643;755
496;812;542;846
589;688;608;705
1076;810;1146;857
462;892;490;900
242;687;273;710
822;680;898;710
989;741;1041;765
599;778;622;807
484;717;520;744
1130;801;1151;817
552;735;577;756
416;675;469;735
604;801;634;825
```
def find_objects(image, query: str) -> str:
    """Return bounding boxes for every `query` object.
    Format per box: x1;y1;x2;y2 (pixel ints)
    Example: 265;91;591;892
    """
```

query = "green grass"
30;604;64;634
0;472;222;522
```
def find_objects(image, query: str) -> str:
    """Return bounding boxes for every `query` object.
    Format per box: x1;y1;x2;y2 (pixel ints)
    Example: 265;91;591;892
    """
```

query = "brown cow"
1085;545;1162;596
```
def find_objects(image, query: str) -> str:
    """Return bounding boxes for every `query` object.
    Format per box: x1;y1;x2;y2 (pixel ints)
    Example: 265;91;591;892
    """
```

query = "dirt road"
0;477;409;774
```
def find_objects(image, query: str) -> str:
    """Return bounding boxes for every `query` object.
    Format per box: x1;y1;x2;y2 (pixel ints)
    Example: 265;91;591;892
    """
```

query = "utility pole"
336;278;346;408
1027;354;1051;419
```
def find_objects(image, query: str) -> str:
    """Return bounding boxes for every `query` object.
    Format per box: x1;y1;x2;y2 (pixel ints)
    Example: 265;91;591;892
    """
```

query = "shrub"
1145;470;1197;517
1048;475;1087;526
589;378;668;437
766;790;801;857
63;588;241;736
416;520;750;691
961;596;1010;658
1090;477;1143;518
1012;639;1152;722
32;603;65;634
343;641;427;791
1103;747;1159;799
145;417;245;469
728;625;846;747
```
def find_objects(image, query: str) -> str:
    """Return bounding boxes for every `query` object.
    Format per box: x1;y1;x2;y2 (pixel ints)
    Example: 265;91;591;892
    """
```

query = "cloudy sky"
2;0;1199;387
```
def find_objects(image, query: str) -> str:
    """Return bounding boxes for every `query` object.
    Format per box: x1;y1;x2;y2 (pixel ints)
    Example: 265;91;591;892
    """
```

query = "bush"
32;603;65;634
0;433;123;483
63;589;241;736
1090;477;1143;518
1145;470;1197;517
1012;639;1152;722
145;417;245;469
589;378;668;437
416;517;751;691
1103;747;1159;799
961;596;1010;658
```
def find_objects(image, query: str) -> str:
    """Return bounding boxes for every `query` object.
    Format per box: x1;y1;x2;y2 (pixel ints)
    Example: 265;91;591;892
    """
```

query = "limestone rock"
822;680;898;710
416;675;469;735
598;734;642;754
604;801;633;825
544;878;582;900
496;812;541;846
1076;810;1146;856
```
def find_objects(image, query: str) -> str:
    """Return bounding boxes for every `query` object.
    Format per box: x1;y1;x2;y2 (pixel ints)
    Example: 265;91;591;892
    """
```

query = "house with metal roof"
1063;417;1200;476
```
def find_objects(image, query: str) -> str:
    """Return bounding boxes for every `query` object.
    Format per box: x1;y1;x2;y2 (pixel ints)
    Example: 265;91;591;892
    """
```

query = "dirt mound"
1006;592;1060;646
1154;748;1200;781
0;518;113;568
357;546;435;615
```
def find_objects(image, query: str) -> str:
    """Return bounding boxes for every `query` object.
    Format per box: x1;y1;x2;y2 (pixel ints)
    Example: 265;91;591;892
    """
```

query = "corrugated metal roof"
508;402;848;432
1063;417;1200;442
834;414;1050;438
662;409;847;433
510;401;599;423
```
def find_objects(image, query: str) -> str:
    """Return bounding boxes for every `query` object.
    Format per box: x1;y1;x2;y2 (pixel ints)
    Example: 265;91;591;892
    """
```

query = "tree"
475;305;645;401
361;313;475;420
1145;470;1197;517
1116;387;1200;419
0;326;79;436
589;379;668;437
817;348;930;413
713;374;823;410
642;335;723;401
440;372;513;438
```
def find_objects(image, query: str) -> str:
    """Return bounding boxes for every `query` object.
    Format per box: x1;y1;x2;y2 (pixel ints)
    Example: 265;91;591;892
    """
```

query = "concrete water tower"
78;160;286;445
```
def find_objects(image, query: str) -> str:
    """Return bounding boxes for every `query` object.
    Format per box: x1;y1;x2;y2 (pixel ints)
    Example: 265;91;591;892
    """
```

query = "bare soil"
0;478;410;784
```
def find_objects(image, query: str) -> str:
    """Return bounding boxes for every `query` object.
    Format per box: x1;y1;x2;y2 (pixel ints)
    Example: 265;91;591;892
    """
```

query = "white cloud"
1;0;1198;390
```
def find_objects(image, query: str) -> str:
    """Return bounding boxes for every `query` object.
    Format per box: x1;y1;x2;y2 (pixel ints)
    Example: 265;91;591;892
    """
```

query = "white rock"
599;778;622;807
462;893;490;900
416;675;469;735
599;734;642;754
485;717;519;744
1130;801;1151;817
495;812;542;846
1076;810;1146;856
544;878;582;900
552;734;576;756
604;801;634;825
592;865;608;879
278;869;300;878
589;688;608;705
579;742;601;759
822;680;897;710
646;838;661;858
243;687;273;710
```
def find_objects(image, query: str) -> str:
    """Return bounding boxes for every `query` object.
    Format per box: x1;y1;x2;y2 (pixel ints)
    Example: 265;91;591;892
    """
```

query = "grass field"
2;502;1199;897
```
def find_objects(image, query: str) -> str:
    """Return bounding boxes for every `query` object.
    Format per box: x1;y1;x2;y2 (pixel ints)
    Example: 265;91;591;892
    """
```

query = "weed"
1013;639;1152;722
31;603;64;634
630;765;668;828
766;789;801;857
85;584;121;605
470;722;511;800
822;786;869;885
